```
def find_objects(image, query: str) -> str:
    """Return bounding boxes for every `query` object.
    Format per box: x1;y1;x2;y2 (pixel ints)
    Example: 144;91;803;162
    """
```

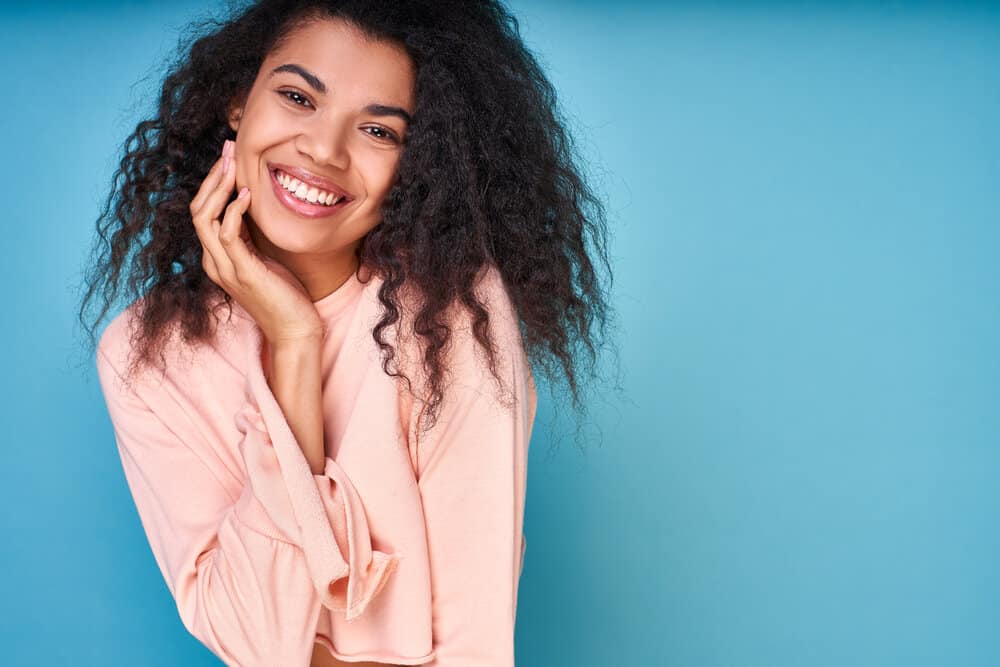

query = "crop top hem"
313;634;436;665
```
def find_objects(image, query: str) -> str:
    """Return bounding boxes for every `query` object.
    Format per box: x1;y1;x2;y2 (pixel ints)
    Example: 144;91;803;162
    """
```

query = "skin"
226;16;415;308
189;17;414;667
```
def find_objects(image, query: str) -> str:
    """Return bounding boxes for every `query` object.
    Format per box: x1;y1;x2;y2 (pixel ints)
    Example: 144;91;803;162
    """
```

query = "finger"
201;247;221;285
237;216;265;259
197;148;239;231
194;189;232;289
189;154;226;216
190;142;234;291
218;188;260;283
193;167;240;287
190;157;227;284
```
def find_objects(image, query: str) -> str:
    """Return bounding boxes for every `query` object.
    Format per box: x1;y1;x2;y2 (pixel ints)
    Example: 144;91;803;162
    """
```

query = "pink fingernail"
238;187;249;198
223;139;234;157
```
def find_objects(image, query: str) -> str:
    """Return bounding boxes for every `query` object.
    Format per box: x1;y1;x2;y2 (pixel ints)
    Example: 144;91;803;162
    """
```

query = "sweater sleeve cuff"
233;325;399;621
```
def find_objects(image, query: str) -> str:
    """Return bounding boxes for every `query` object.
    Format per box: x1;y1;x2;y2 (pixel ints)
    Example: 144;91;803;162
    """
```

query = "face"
227;17;415;276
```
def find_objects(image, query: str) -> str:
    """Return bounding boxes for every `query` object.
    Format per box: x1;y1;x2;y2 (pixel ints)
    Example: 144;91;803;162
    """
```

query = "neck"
246;220;362;302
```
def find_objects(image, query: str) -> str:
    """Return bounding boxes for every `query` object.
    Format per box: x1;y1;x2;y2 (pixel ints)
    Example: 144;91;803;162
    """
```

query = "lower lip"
269;168;352;219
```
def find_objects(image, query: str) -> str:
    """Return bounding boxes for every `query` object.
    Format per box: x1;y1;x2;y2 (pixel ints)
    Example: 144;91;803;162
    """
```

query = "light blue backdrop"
1;1;997;665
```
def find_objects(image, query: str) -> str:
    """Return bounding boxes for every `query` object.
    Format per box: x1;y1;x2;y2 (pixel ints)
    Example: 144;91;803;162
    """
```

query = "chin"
246;207;321;255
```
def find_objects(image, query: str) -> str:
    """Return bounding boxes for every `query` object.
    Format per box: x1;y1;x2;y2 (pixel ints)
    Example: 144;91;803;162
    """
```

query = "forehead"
262;17;415;106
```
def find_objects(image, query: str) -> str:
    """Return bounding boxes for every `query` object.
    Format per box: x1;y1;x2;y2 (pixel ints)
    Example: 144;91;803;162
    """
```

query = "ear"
227;100;243;133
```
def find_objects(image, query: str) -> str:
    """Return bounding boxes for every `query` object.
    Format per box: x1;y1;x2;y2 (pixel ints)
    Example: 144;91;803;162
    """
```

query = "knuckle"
219;267;237;286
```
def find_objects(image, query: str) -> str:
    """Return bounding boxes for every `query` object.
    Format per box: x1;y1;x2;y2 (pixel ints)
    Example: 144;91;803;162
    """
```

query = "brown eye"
364;126;400;143
279;90;312;108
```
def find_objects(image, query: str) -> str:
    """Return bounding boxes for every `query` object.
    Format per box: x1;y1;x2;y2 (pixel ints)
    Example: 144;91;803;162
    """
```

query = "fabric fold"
314;457;400;619
97;262;533;664
234;325;398;621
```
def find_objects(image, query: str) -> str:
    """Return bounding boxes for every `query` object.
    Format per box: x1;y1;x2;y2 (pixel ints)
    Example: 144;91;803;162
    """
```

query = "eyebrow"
269;63;413;124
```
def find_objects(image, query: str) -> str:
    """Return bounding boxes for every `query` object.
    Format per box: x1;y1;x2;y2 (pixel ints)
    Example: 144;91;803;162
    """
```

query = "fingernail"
223;139;234;157
238;187;249;198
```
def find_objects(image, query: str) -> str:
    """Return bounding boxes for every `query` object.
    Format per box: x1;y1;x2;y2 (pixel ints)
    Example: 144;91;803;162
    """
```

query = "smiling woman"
229;19;415;271
78;0;615;666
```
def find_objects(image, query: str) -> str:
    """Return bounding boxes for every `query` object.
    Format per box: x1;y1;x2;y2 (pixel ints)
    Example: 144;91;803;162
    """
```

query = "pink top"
96;264;536;666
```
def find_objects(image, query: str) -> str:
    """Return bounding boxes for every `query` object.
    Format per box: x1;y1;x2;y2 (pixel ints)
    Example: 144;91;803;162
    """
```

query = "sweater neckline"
217;265;369;326
312;268;366;321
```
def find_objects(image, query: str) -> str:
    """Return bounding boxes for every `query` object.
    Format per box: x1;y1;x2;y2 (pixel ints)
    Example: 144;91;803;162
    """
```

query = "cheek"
235;106;282;158
365;156;404;200
233;139;272;192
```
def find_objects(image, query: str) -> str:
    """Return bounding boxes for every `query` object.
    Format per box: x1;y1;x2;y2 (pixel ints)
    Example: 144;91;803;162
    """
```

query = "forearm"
262;335;326;475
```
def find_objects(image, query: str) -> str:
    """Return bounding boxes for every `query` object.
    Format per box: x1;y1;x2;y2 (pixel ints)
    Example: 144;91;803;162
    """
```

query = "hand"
189;139;324;344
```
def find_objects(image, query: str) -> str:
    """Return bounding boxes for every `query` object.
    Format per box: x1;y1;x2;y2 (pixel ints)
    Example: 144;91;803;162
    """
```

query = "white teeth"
275;170;345;207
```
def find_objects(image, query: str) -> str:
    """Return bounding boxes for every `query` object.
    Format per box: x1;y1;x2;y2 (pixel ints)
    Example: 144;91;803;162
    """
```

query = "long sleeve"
413;295;537;666
96;324;397;667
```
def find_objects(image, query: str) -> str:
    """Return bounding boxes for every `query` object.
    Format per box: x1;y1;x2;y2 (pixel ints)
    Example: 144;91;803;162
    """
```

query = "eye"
278;89;313;109
364;126;401;144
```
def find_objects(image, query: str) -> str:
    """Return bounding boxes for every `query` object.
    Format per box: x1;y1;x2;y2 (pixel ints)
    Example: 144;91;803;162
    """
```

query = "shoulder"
423;266;532;422
405;265;537;475
96;296;248;398
95;301;141;382
461;264;520;340
390;263;525;375
94;301;160;419
446;265;524;378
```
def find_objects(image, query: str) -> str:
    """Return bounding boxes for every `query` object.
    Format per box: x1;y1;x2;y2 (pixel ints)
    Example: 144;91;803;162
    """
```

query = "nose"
294;114;350;170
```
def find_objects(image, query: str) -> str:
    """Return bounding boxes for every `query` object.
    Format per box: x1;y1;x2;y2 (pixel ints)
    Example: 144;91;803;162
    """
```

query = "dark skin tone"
190;16;413;667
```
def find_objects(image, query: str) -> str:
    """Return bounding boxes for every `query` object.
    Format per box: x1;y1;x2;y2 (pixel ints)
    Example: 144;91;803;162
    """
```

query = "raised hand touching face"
189;139;325;344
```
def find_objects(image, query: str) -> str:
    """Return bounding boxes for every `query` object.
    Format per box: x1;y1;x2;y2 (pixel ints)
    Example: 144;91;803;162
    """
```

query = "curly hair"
77;0;618;445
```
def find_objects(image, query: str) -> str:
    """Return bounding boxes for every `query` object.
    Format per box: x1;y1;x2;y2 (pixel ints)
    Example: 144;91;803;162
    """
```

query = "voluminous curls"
77;0;619;448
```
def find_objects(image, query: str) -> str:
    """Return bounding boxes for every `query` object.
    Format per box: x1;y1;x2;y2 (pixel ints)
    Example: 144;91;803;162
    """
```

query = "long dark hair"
77;0;618;444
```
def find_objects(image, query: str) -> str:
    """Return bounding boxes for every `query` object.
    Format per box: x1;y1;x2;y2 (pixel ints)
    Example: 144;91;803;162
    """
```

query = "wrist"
270;325;325;347
262;333;322;379
264;335;326;476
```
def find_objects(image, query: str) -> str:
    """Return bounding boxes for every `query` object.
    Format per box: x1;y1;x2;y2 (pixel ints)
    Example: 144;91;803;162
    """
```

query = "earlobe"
227;104;243;132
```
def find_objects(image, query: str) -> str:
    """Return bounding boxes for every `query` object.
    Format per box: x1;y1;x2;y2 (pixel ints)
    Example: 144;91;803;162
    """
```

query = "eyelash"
278;89;401;144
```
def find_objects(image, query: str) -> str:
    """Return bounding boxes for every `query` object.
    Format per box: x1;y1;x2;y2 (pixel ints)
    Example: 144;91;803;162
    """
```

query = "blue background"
2;1;998;665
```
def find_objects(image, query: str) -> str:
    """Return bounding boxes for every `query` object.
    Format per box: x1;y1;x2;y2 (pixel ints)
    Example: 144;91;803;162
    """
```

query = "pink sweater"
96;264;536;666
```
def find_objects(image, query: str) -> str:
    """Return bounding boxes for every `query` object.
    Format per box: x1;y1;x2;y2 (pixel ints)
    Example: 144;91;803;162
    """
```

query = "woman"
79;1;613;665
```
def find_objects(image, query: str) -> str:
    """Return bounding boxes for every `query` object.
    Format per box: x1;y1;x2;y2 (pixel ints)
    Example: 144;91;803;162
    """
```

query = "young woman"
79;1;613;665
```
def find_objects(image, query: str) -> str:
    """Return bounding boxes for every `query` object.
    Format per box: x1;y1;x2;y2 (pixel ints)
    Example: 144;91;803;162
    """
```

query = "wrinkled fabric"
96;264;536;666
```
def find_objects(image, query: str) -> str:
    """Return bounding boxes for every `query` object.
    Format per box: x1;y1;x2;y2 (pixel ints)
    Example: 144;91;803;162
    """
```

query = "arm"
262;335;326;475
415;298;537;666
96;324;397;667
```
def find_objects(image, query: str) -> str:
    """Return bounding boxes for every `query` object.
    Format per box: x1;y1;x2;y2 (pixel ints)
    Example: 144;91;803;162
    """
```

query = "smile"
269;168;353;219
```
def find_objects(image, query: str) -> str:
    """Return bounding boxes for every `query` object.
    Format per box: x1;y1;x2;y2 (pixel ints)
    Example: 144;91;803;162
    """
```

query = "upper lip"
269;162;353;201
